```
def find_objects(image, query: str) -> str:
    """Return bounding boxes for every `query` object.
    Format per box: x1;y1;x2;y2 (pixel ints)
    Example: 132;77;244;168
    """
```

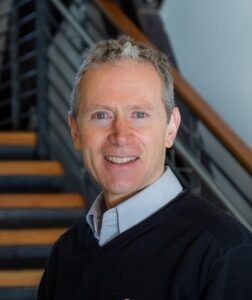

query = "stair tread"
0;193;87;208
0;161;64;175
0;228;66;245
0;269;42;287
0;132;37;146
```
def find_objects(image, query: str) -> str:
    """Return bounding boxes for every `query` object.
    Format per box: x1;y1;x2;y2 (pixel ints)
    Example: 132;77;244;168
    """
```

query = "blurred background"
0;0;251;298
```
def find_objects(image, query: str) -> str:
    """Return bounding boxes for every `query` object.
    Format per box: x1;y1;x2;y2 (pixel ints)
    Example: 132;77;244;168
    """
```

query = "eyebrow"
85;103;154;112
126;104;154;111
86;104;112;111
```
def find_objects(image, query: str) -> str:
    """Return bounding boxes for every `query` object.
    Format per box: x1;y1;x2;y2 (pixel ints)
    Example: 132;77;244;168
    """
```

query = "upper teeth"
106;156;137;164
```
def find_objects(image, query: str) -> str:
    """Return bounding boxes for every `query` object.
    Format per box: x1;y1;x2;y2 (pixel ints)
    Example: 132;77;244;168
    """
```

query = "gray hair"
71;35;174;120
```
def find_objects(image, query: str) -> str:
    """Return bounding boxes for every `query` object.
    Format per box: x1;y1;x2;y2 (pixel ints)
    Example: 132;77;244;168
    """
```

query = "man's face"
69;59;180;207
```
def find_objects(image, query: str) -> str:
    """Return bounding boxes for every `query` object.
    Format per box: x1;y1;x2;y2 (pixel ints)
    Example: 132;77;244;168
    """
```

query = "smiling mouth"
105;156;139;164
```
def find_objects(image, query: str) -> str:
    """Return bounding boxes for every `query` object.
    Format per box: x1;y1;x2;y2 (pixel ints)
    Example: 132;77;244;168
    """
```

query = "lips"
105;156;138;164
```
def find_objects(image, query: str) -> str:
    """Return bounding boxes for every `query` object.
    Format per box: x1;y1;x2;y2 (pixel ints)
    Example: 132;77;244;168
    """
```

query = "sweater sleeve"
203;244;252;300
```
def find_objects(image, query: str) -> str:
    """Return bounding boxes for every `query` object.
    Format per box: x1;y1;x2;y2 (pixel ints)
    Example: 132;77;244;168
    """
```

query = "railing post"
188;115;202;193
36;0;49;158
10;0;20;130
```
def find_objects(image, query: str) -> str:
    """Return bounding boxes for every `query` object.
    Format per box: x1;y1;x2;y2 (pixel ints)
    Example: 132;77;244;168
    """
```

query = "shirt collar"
116;167;182;233
86;167;182;243
86;192;104;240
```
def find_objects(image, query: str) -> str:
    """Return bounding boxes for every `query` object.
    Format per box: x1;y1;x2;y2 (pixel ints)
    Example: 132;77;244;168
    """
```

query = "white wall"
160;0;252;147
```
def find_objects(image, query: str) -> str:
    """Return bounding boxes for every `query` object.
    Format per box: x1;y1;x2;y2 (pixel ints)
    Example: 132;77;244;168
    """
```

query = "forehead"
78;59;163;107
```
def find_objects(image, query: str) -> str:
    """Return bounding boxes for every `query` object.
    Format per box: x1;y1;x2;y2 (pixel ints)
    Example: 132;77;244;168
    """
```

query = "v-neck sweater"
38;191;252;300
86;167;182;246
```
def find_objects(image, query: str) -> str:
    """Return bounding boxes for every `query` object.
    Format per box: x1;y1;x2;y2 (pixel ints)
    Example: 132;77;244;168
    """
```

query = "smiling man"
38;36;252;300
69;57;179;210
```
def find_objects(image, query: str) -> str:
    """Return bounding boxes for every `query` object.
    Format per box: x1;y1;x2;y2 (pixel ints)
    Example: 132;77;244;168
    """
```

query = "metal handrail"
18;50;37;62
47;58;73;90
44;29;79;71
47;79;70;109
20;89;36;100
18;11;37;26
44;8;83;54
50;0;94;46
202;150;251;206
174;138;251;230
17;32;37;45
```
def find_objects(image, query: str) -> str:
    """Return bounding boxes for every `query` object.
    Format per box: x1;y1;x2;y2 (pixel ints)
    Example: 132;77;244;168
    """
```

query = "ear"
68;112;81;150
165;107;181;148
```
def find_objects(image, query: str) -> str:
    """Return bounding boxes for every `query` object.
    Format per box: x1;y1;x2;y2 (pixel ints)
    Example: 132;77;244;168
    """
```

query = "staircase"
0;1;251;298
0;132;87;300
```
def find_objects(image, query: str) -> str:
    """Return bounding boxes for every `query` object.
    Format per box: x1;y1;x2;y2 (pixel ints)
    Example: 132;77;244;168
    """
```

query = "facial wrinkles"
71;60;173;207
79;107;166;162
79;117;142;165
82;60;160;100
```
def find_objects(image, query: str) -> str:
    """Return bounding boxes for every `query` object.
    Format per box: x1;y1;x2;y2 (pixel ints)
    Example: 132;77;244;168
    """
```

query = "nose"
108;117;133;146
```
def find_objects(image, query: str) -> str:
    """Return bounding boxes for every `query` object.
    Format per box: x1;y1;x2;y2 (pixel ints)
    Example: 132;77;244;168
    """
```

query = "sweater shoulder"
53;220;94;254
168;192;252;252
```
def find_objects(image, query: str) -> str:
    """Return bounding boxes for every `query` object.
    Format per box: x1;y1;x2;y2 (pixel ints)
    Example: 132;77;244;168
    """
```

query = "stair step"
0;228;66;246
0;132;37;146
0;287;37;300
0;177;64;193
0;193;86;208
0;245;51;269
0;209;84;228
0;161;64;176
0;132;38;159
0;269;42;287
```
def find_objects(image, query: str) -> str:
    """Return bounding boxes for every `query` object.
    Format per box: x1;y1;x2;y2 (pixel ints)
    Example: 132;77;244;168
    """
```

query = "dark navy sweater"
38;192;252;299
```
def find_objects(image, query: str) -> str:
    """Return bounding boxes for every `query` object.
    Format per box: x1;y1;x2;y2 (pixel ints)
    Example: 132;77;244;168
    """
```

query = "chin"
105;183;139;199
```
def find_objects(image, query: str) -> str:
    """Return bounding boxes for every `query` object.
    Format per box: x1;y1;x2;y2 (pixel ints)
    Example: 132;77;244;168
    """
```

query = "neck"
104;192;136;209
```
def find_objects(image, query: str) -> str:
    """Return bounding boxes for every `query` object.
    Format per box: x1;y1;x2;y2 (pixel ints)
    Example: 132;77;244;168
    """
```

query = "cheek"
80;128;105;157
139;128;166;152
142;126;166;145
79;126;95;146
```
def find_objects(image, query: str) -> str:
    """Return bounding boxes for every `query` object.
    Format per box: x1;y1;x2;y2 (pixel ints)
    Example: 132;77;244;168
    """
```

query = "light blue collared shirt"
86;167;183;246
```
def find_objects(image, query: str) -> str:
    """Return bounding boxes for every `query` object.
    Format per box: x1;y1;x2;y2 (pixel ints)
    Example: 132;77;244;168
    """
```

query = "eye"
134;111;147;119
93;112;107;119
